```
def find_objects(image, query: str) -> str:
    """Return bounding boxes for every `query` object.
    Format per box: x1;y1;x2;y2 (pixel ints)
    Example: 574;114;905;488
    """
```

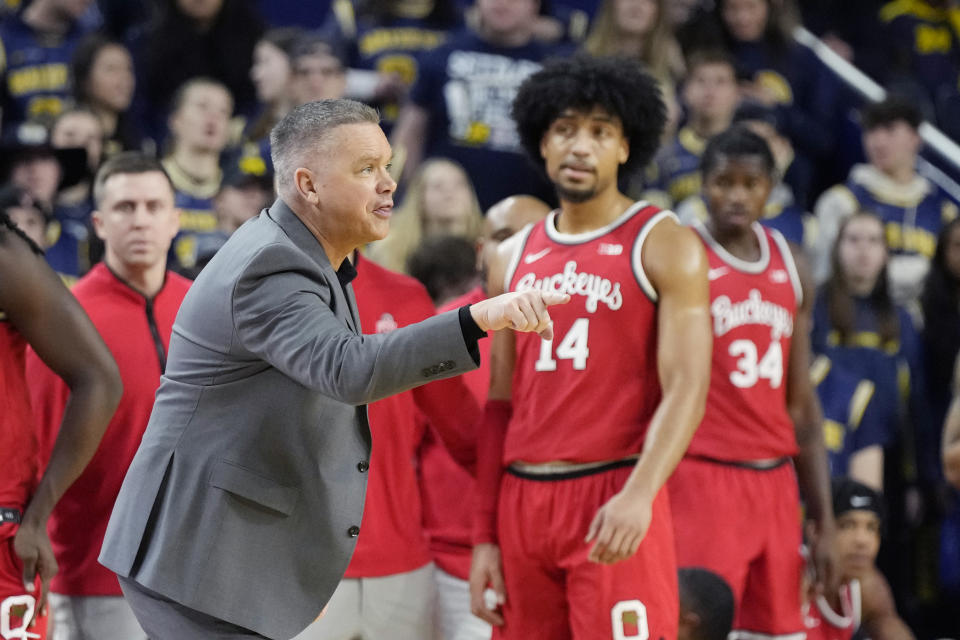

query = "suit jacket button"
442;360;455;370
348;525;360;537
357;461;369;472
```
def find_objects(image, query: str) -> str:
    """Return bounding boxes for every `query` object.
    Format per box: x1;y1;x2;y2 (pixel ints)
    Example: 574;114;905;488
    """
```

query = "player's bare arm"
469;231;526;626
942;356;960;490
860;567;915;640
0;231;122;614
585;217;711;565
785;243;835;592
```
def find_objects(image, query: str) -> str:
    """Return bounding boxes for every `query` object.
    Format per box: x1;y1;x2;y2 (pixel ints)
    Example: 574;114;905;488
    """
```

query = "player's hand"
469;290;570;340
469;543;506;626
585;490;653;565
12;516;57;623
807;520;836;597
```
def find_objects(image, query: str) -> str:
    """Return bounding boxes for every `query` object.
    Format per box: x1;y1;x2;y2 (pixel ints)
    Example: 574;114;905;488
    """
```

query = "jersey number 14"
535;318;590;371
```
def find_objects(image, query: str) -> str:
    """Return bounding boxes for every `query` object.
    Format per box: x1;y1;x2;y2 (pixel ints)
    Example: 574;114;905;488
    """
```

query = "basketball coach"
99;99;567;639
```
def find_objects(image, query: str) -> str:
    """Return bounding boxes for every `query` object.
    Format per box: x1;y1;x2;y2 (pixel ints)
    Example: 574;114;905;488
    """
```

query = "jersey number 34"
728;338;783;388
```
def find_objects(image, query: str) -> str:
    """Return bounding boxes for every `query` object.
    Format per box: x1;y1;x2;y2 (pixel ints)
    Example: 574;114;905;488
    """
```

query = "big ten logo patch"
611;600;649;640
1;594;40;639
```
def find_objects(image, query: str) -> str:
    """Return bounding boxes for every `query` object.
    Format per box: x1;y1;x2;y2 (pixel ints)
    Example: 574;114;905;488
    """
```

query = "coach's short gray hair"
270;99;380;191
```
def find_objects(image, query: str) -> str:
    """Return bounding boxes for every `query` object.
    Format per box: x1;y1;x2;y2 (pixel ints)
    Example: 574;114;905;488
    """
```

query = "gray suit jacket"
99;200;478;639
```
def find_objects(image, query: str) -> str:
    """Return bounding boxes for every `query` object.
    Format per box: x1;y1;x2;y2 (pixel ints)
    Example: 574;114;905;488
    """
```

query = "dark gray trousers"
118;576;270;639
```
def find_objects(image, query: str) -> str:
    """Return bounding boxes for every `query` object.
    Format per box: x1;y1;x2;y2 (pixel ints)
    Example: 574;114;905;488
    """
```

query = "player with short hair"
668;124;835;639
469;55;712;640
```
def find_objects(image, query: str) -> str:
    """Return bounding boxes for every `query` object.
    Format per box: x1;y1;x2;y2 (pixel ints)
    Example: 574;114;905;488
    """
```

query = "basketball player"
667;125;835;639
422;195;551;640
469;55;712;640
0;204;121;639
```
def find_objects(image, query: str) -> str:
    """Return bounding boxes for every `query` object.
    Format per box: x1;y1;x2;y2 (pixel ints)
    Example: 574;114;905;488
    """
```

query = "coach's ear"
295;168;320;205
618;137;628;165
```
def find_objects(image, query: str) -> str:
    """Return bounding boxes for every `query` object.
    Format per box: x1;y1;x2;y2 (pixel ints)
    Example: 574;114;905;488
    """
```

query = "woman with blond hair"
367;158;483;274
582;0;685;82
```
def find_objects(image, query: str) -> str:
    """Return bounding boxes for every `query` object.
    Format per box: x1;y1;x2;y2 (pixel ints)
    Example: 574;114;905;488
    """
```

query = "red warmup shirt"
686;221;801;461
420;285;488;579
503;203;669;464
26;263;190;596
344;255;480;578
0;311;37;515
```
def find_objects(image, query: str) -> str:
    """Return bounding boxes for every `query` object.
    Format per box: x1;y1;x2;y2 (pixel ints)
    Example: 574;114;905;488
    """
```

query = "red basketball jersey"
688;221;801;461
504;201;673;464
803;581;860;640
0;312;38;510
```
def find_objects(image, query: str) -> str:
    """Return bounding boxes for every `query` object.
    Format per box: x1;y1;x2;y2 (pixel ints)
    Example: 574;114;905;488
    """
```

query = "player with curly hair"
468;55;712;640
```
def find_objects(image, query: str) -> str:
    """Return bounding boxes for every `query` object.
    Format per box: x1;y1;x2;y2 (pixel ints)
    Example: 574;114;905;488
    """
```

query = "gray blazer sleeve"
233;243;477;404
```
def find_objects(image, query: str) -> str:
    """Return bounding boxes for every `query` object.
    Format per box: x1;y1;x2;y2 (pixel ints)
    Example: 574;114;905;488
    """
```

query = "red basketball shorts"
494;465;677;640
668;457;805;638
0;527;48;640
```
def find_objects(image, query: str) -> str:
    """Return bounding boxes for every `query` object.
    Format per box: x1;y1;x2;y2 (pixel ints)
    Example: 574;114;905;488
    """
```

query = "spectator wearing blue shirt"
879;0;960;128
812;211;933;489
811;354;891;489
814;97;959;301
323;0;462;133
70;34;140;158
391;0;567;211
641;49;739;209
46;107;102;282
0;0;96;139
716;0;838;169
159;77;233;274
228;28;304;189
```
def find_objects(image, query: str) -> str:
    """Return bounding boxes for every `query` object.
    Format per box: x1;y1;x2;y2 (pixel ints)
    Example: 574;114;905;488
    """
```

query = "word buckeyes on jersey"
515;260;623;313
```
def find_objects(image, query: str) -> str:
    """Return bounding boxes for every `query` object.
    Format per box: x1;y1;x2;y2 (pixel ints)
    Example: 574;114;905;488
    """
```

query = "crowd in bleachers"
2;0;960;637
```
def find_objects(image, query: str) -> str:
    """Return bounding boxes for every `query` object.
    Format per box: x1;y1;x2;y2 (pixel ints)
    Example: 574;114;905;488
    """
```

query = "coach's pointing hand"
470;290;570;340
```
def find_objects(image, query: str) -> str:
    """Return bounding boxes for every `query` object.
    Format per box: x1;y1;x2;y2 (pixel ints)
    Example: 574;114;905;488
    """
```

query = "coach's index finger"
539;291;571;307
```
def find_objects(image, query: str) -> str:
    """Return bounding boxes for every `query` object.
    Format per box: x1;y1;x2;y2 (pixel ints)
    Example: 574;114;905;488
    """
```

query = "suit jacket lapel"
268;199;359;334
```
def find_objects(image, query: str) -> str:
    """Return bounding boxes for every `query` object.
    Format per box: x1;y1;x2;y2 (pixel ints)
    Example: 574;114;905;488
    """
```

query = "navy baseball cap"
832;477;885;524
